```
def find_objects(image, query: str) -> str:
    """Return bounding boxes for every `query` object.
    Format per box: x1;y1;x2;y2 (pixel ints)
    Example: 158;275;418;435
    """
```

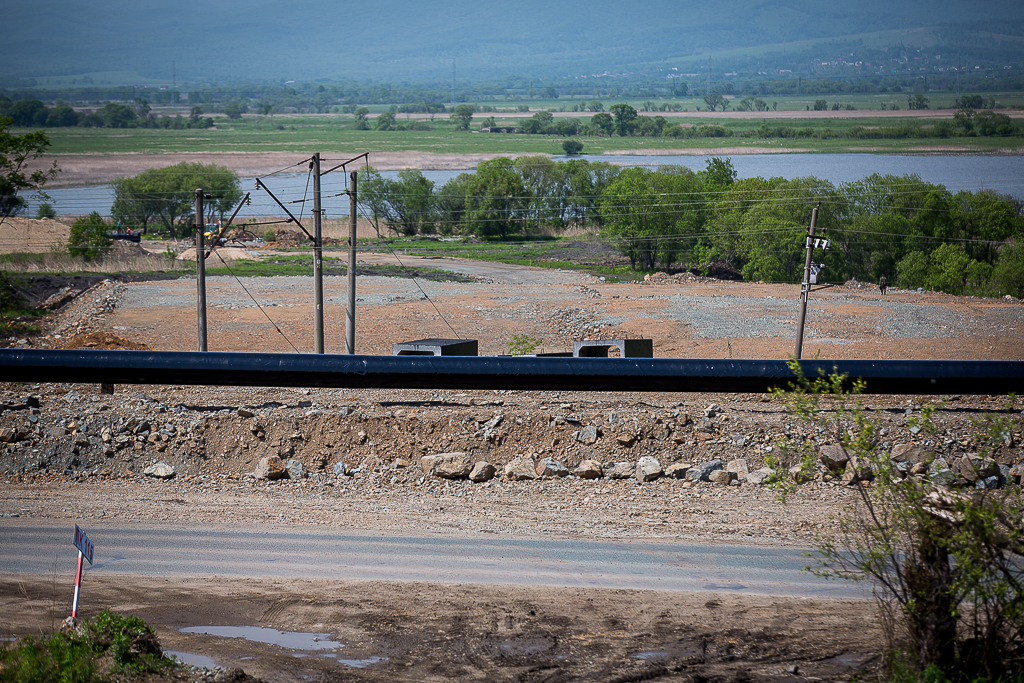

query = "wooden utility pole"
312;153;324;354
346;171;357;354
195;189;208;352
794;203;820;359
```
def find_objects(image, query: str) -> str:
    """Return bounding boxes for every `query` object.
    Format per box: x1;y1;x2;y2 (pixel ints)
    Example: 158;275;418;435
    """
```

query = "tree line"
73;154;1024;299
0;96;214;129
6;70;1024;113
358;157;1024;298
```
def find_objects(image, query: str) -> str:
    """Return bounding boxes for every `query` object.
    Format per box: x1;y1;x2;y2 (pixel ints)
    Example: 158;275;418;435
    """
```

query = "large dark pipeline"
1;349;1021;395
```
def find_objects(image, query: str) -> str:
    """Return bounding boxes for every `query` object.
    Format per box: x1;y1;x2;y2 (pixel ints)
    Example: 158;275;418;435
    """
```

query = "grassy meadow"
35;92;1024;158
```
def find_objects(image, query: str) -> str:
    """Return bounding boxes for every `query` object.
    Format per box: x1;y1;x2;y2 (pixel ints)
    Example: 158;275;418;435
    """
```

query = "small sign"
74;525;94;565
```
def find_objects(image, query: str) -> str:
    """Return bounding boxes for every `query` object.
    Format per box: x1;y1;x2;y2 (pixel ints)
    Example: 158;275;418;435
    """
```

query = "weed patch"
0;610;176;683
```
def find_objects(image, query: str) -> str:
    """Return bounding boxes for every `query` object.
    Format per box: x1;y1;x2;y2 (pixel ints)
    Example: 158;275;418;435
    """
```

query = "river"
27;153;1024;220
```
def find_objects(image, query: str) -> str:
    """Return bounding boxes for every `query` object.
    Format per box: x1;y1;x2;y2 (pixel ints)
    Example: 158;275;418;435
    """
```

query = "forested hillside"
2;0;1023;83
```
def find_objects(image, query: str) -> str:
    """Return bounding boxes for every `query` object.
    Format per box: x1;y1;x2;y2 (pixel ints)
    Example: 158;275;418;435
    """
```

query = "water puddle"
180;625;386;667
180;626;340;651
165;650;218;668
335;656;387;668
634;650;669;661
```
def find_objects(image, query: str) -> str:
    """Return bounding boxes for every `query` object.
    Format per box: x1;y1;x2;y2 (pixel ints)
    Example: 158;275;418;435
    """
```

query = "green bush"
0;611;172;683
770;364;1024;681
67;212;111;260
991;243;1024;298
507;334;542;355
0;633;97;683
34;202;56;220
562;140;584;155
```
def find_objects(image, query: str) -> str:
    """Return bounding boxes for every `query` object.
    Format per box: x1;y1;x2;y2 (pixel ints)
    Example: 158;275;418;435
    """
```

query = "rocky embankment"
2;381;1021;543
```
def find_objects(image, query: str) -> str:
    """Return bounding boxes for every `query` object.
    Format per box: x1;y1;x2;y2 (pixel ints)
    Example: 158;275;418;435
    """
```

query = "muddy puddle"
178;626;388;669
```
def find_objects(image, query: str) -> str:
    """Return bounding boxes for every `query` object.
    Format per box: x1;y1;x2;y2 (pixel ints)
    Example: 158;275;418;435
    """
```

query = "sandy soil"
0;217;72;254
29;259;1018;360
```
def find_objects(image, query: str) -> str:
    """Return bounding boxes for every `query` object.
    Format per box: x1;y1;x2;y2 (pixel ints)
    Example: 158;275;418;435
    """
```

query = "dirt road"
40;259;1024;360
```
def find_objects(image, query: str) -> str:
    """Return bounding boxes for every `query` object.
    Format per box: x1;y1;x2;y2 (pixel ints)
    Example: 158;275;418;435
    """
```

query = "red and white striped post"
71;525;94;618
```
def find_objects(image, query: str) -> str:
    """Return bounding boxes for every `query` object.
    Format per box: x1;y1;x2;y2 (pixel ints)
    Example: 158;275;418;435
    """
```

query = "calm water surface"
30;154;1024;219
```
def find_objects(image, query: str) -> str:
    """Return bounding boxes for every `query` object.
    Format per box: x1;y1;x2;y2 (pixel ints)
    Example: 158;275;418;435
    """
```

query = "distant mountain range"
3;0;1023;85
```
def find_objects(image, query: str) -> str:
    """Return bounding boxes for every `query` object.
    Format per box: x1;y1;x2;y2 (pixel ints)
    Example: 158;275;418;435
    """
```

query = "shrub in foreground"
0;610;175;683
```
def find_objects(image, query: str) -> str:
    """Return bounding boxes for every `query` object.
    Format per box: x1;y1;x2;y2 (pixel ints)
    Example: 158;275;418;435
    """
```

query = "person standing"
879;275;887;296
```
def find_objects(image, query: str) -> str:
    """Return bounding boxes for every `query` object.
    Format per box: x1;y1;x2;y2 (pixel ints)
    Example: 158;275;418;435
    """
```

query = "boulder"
573;459;603;480
685;459;723;482
255;456;287;480
841;457;873;485
929;469;956;487
789;464;813;484
143;462;175;479
744;467;774;485
505;456;539;481
577;425;599;445
725;458;749;478
818;444;849;471
975;475;1001;490
664;462;692;479
423;452;473;479
910;461;929;476
469;461;496;483
332;462;348;477
959;455;999;482
615;433;637;447
890;443;924;462
709;469;735;485
635;456;663;482
536;457;570;478
607;462;634;480
285;459;305;479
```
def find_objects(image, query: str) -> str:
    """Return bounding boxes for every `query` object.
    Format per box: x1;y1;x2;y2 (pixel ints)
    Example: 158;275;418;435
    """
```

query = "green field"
37;103;1024;158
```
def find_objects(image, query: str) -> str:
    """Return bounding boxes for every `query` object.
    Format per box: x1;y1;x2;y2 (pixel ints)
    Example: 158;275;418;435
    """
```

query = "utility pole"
195;189;207;352
312;153;324;354
794;203;820;359
346;171;357;354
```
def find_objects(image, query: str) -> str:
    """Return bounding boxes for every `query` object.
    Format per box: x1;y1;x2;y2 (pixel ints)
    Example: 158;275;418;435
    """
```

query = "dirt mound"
0;217;71;254
108;239;167;259
58;331;151;351
177;246;261;263
261;227;342;249
221;227;261;242
264;227;310;248
639;263;742;285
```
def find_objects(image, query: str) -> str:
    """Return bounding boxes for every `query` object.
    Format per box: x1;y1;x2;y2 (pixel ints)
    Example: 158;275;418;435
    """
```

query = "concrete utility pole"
346;171;357;354
312;153;324;354
794;203;820;359
195;189;207;352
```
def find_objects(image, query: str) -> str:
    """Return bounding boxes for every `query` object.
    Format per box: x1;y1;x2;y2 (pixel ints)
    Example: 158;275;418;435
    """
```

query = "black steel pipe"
1;349;1022;395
